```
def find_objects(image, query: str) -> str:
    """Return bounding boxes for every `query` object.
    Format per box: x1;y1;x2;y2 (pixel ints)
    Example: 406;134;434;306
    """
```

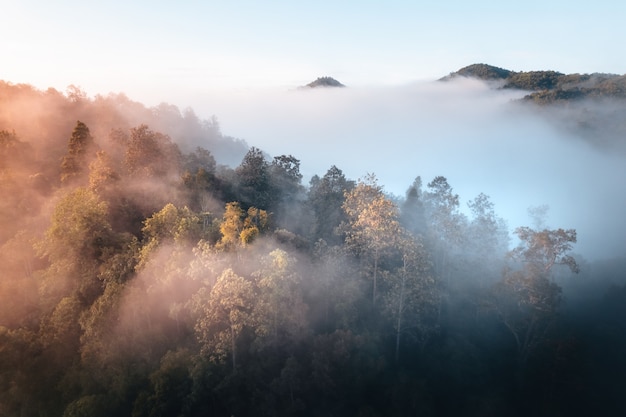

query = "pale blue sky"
2;0;625;106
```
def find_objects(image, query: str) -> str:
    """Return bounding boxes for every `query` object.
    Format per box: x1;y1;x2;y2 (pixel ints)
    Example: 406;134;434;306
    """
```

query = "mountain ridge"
442;63;626;102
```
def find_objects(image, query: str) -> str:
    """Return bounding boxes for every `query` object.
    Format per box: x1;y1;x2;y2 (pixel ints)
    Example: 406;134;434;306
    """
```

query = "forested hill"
0;77;625;417
442;63;626;102
443;63;626;153
0;81;249;167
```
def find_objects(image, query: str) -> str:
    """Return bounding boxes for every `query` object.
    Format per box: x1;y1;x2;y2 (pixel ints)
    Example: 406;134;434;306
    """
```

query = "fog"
2;76;626;417
190;78;626;260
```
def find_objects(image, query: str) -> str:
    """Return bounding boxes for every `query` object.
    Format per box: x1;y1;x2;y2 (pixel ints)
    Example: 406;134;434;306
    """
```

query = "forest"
1;79;626;417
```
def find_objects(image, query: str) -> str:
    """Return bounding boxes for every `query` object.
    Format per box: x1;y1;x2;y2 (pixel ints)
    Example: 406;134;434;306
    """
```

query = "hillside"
443;63;626;100
0;74;625;417
443;64;626;153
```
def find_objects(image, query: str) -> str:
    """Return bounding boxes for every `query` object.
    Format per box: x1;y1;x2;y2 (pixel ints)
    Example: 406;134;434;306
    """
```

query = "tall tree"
60;121;96;183
400;176;427;238
36;187;115;306
124;124;181;178
235;147;270;209
382;232;437;363
308;165;354;244
137;203;204;269
253;249;307;350
492;226;579;381
423;176;467;283
270;154;303;201
88;150;119;194
466;193;509;285
193;268;256;370
217;202;269;250
341;174;402;305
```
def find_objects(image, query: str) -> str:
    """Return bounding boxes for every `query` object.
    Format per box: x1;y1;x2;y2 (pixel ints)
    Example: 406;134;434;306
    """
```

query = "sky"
2;0;626;106
2;0;626;260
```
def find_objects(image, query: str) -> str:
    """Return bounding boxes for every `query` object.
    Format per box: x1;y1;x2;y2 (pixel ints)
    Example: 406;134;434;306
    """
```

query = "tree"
60;121;96;183
0;129;33;170
423;176;467;282
308;165;354;244
137;203;203;269
492;226;579;381
218;202;246;250
36;187;115;306
235;147;270;208
183;147;216;176
217;202;269;250
466;193;509;285
310;240;363;331
131;349;192;417
382;232;437;363
400;176;427;237
193;268;256;370
269;155;303;208
268;154;306;231
182;147;220;212
509;227;579;276
124;124;181;178
341;174;402;305
88;150;119;194
253;249;307;350
270;154;303;200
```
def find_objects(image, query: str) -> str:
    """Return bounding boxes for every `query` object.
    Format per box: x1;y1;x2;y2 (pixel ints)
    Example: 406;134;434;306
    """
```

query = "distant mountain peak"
440;63;513;81
303;76;345;88
442;63;626;103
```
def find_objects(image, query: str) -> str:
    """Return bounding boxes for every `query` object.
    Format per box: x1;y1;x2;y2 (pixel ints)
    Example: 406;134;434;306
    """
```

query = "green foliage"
124;124;182;178
0;76;621;416
0;129;33;169
142;203;202;245
509;227;579;275
491;226;579;377
382;233;438;362
88;150;119;193
61;121;96;184
504;71;564;90
525;88;586;104
423;176;467;281
235;146;270;208
38;187;113;263
443;63;513;81
193;268;256;368
341;174;403;304
217;202;269;250
308;165;354;244
131;349;192;417
592;74;626;98
253;249;308;349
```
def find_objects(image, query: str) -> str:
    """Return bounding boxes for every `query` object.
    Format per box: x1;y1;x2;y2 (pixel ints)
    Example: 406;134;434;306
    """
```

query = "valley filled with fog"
1;73;626;417
194;78;626;260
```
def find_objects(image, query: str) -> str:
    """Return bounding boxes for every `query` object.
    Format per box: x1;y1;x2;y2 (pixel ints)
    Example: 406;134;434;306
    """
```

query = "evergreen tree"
61;121;95;183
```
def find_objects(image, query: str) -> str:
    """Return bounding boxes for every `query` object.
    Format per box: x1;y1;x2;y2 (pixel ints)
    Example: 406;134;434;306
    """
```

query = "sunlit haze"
3;3;626;414
2;1;626;106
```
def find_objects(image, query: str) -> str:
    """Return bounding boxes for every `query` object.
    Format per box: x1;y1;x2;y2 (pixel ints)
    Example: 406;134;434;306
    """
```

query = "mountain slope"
443;63;625;101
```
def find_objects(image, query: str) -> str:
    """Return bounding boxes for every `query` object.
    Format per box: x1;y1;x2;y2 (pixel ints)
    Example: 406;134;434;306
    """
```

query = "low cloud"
191;78;626;260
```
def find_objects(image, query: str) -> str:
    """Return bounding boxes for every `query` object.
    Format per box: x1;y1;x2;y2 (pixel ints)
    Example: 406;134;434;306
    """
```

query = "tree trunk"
395;270;406;364
373;250;379;305
230;326;237;370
